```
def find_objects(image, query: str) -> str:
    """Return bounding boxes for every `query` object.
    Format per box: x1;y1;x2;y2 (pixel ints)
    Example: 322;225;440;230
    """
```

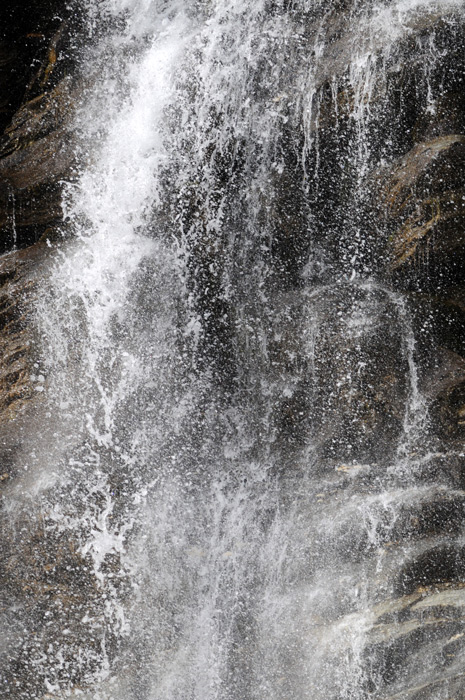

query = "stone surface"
0;241;51;424
375;136;465;280
266;284;411;467
364;585;465;698
0;2;79;255
0;80;76;253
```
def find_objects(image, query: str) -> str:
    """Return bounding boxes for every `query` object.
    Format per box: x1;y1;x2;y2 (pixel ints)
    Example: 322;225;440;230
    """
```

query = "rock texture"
0;6;95;698
0;79;76;253
314;11;465;700
0;241;50;424
0;1;79;254
0;0;81;469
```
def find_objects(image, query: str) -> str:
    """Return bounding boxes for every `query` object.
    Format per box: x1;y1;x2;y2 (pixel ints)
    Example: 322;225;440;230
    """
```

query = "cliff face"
0;1;82;253
0;0;81;480
1;2;465;699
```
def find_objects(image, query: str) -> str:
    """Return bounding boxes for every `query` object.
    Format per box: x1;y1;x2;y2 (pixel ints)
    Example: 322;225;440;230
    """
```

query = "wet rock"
379;136;465;223
0;240;52;426
370;131;465;451
266;283;411;467
312;7;465;102
0;78;77;253
398;292;465;449
0;2;79;133
395;545;465;596
384;673;465;700
431;378;465;447
364;585;465;697
0;1;80;255
0;78;74;159
374;136;465;285
414;453;465;491
0;509;114;699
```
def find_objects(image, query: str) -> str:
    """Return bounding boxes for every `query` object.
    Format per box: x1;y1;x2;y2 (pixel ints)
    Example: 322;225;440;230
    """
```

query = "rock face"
378;135;465;272
1;2;465;699
0;6;99;698
0;79;76;253
0;0;81;472
0;242;50;424
0;1;79;254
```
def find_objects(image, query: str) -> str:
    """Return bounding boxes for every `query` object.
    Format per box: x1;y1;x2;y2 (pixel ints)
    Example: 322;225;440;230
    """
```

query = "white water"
4;0;465;698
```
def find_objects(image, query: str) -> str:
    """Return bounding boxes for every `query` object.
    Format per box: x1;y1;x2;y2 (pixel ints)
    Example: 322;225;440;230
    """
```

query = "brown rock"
392;190;465;268
364;584;465;698
0;240;52;426
374;135;465;270
379;136;465;217
0;77;74;159
0;78;76;253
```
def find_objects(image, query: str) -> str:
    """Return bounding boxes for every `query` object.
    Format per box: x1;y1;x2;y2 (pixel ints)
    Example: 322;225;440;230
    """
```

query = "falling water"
3;0;465;698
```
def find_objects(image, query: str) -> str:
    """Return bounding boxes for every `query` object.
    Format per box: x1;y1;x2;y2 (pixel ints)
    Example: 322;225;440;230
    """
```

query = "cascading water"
3;0;465;698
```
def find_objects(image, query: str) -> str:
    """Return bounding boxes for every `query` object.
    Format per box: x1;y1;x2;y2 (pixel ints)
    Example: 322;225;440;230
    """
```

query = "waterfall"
3;0;465;698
